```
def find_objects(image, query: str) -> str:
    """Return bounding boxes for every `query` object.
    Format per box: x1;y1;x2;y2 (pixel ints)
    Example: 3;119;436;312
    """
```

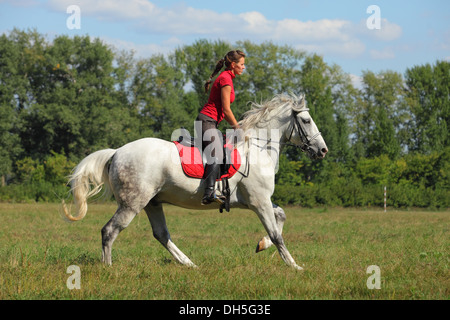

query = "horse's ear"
298;93;304;102
297;94;306;109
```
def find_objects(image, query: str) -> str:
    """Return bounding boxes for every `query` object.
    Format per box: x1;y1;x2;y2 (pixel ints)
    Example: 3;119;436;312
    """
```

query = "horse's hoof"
255;239;265;253
293;264;304;271
186;262;198;268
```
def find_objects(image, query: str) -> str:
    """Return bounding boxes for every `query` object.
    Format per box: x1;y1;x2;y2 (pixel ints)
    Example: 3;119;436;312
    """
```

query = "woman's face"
231;57;245;76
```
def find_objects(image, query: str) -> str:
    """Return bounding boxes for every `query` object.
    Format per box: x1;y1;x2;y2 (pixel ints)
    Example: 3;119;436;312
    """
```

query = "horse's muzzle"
306;146;328;159
318;147;328;159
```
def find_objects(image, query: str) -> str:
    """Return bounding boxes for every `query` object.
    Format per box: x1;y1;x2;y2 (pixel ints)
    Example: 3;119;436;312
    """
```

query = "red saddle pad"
173;141;241;180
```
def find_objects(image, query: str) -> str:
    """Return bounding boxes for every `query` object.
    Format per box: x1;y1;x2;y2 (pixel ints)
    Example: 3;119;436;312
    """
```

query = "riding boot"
202;163;221;205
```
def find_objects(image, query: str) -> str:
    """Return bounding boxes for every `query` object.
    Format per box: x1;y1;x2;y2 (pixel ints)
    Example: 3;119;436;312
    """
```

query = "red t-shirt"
200;69;235;123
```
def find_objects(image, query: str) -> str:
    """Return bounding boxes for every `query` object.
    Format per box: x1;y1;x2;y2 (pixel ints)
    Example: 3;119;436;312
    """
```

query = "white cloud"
378;18;403;41
48;0;238;34
47;0;157;21
44;0;403;60
349;74;364;90
102;36;175;58
370;47;396;60
144;6;239;35
297;40;365;59
276;19;353;42
356;18;403;42
239;11;273;35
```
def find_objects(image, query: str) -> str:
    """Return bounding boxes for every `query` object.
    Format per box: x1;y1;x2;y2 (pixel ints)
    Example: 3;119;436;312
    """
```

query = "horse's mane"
239;93;306;131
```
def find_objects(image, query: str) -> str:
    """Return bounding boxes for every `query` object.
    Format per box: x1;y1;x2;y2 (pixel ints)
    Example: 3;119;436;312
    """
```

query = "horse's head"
239;93;328;159
287;95;328;159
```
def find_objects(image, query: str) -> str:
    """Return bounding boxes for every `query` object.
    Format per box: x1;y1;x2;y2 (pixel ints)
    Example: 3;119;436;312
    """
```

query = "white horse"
63;93;328;270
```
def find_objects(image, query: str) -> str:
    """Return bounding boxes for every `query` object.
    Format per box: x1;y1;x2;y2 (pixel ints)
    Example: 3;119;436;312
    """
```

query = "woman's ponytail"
204;58;225;93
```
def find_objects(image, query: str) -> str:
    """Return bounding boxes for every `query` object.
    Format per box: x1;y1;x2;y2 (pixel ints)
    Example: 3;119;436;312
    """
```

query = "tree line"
0;29;448;207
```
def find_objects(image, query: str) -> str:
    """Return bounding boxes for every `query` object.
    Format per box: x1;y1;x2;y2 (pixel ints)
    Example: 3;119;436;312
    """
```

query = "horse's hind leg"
256;203;286;253
144;202;197;268
101;206;137;265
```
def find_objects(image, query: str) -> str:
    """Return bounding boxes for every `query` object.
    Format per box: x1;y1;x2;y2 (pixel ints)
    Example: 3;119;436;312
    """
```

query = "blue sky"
1;0;449;84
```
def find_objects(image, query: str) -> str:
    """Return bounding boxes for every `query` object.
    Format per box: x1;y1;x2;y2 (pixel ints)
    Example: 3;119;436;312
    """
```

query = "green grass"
0;203;448;300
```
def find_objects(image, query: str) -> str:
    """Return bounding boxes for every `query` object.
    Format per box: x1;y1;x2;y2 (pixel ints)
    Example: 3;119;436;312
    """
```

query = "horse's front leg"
250;200;302;270
256;203;286;253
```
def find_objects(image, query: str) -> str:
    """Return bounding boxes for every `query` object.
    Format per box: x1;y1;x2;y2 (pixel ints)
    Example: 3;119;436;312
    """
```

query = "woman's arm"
221;85;240;129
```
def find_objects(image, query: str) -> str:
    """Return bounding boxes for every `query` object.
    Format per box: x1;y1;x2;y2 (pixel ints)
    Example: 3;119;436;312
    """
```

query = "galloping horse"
63;93;328;270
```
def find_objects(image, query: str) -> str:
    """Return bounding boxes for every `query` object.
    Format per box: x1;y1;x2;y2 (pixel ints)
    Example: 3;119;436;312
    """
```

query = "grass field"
0;202;448;300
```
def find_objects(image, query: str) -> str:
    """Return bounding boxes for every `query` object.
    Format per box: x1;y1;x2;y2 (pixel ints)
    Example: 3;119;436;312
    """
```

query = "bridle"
287;109;322;154
250;108;322;156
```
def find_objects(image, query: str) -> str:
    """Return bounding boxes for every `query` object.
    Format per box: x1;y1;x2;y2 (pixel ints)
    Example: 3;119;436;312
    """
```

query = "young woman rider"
196;50;246;205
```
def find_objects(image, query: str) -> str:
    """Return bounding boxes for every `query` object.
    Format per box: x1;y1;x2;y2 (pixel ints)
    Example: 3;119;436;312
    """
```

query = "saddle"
173;136;241;180
173;135;242;213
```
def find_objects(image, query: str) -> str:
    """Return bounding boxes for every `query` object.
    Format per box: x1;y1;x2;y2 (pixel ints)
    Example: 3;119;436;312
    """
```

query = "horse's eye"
301;118;311;124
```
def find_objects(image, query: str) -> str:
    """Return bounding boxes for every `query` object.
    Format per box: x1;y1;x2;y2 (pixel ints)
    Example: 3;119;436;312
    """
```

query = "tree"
404;60;449;154
0;32;25;184
0;105;22;185
131;54;190;139
14;32;142;159
353;70;403;159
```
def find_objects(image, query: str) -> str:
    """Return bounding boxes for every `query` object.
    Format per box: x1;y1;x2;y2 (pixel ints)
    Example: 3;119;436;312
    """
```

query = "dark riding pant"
196;113;223;164
196;114;223;203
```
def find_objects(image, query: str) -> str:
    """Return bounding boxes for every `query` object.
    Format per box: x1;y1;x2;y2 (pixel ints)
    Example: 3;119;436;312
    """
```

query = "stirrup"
202;190;225;205
213;192;225;205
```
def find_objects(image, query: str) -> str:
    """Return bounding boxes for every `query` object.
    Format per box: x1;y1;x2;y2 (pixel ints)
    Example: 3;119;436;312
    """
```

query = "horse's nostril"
322;148;328;154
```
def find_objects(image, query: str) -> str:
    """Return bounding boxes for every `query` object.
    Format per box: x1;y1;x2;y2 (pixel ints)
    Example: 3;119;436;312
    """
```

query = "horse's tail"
62;148;116;222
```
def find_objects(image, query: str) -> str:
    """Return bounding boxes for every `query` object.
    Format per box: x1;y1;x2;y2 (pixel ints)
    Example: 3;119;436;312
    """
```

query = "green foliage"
0;29;448;207
353;70;403;159
44;151;76;185
16;157;45;183
273;148;449;208
1;151;74;202
404;61;449;153
275;154;306;186
16;151;75;185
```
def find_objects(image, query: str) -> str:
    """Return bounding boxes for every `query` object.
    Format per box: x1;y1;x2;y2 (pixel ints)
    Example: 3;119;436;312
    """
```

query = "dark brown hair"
204;50;246;93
